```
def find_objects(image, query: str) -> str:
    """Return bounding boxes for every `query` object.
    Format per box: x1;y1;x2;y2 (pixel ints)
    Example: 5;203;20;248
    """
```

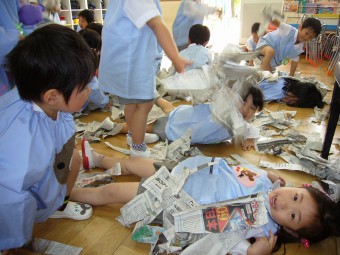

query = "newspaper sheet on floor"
27;238;82;255
255;137;293;153
173;193;267;234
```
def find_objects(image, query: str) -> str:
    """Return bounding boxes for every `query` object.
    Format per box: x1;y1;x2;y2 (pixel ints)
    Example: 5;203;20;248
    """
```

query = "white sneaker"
126;133;159;146
130;147;151;158
49;201;93;220
82;138;93;170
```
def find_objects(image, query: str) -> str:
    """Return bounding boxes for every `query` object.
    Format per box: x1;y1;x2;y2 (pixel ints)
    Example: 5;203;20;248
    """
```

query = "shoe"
82;138;93;170
130;147;151;158
49;201;93;220
126;133;159;146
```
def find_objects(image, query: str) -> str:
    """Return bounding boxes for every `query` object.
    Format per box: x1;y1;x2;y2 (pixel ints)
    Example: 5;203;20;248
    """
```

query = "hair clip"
301;238;310;248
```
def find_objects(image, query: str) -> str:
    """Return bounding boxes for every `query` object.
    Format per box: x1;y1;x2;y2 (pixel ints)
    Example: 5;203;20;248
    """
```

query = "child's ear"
283;227;299;238
42;89;61;106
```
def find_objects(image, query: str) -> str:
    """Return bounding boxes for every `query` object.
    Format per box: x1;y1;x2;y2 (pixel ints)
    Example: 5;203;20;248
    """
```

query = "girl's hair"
78;9;94;24
6;24;96;103
273;186;340;254
282;77;324;108
86;22;103;36
243;85;264;111
79;28;101;68
189;24;210;46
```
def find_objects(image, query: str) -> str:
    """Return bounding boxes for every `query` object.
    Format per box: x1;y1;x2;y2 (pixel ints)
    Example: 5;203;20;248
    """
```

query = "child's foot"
82;138;105;169
49;201;93;220
130;144;151;158
126;133;159;146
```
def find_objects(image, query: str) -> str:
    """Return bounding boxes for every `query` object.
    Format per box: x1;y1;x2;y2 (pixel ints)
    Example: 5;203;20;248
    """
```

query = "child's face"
239;94;257;122
282;92;299;105
297;27;317;43
60;84;91;113
78;16;88;30
269;187;317;232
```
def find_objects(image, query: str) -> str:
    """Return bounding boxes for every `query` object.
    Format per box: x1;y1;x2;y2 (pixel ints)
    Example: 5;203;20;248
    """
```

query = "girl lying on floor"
72;143;340;255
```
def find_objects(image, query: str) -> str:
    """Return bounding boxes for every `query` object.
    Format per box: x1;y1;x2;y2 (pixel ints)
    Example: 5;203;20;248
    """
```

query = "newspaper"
26;238;82;255
173;193;268;234
147;104;167;124
131;222;165;244
259;160;310;172
255;137;293;153
167;129;192;161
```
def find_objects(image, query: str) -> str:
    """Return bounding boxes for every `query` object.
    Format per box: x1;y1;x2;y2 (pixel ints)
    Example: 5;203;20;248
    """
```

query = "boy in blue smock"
98;0;191;158
0;24;95;252
256;17;322;77
169;24;212;74
0;0;22;96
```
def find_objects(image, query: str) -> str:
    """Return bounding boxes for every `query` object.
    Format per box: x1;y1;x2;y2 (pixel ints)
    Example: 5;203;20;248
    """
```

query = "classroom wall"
160;1;181;31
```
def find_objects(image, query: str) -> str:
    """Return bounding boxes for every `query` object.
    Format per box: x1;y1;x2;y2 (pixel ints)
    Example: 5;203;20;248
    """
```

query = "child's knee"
261;46;275;57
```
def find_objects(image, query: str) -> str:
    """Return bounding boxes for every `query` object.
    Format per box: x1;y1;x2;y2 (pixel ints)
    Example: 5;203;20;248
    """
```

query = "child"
77;9;94;31
172;0;220;51
86;22;103;36
0;0;22;96
78;28;110;110
259;76;324;108
256;17;322;76
115;85;264;150
70;155;340;255
245;22;260;66
98;0;191;158
0;24;96;251
169;23;212;74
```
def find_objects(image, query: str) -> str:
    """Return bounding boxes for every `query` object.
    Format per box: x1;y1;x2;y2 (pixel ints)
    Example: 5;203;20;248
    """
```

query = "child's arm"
289;60;298;76
268;172;286;186
247;231;277;255
147;16;192;73
242;138;255;151
260;46;275;72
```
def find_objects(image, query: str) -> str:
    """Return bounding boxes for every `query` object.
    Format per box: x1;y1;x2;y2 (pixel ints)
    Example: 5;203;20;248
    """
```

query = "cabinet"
283;0;340;31
59;0;110;29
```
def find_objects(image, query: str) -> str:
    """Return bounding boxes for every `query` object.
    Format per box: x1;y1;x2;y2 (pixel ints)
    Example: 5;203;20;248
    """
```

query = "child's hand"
248;231;277;255
242;138;255;151
173;55;192;73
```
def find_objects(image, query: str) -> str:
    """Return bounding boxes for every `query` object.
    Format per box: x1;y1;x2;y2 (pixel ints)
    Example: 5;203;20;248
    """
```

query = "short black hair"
243;85;264;111
79;28;101;68
86;22;103;36
6;24;96;103
251;22;260;34
282;77;324;108
301;17;322;36
78;9;94;24
189;24;210;45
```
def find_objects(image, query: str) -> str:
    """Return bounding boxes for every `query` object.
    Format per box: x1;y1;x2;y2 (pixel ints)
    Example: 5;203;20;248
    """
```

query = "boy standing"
256;17;321;76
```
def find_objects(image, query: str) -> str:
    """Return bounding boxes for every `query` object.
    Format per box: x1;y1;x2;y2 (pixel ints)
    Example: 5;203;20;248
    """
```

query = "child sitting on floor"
0;24;95;252
70;152;340;255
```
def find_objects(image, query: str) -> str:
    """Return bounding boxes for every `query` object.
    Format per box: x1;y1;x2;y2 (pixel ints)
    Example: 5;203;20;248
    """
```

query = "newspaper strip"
105;142;130;155
173;193;268;234
180;232;242;255
259;160;310;172
255;137;293;153
147;104;167;124
28;238;83;255
167;129;192;161
131;222;166;244
116;190;163;227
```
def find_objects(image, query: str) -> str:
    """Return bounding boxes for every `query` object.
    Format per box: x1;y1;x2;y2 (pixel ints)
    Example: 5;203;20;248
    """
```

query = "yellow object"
73;18;79;25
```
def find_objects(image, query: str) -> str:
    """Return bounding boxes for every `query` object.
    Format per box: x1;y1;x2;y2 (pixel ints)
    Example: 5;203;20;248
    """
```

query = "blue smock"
98;0;163;100
259;77;285;101
246;35;257;52
172;156;278;254
88;76;109;108
165;104;232;144
0;88;75;249
256;23;303;69
180;43;212;71
0;0;20;96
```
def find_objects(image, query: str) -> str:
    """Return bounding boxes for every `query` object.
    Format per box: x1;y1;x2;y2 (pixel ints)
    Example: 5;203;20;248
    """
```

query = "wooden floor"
28;58;339;255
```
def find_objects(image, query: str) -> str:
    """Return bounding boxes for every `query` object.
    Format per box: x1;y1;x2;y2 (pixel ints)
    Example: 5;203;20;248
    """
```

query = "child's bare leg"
67;147;82;194
155;97;174;114
260;46;275;72
70;182;139;205
101;156;156;177
117;122;154;134
125;102;153;144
